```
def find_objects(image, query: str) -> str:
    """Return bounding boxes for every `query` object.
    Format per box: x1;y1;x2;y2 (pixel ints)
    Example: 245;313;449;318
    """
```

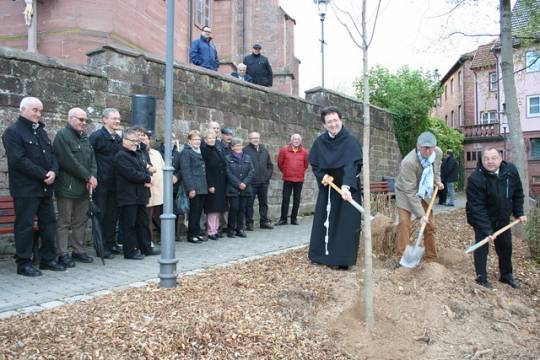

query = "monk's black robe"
308;127;363;266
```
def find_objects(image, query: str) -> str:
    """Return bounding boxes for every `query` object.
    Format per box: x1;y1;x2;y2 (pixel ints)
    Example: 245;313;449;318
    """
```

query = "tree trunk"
361;0;374;330
499;0;530;218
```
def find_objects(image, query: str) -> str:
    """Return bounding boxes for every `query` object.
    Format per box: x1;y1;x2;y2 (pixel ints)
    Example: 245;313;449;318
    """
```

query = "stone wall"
0;45;401;252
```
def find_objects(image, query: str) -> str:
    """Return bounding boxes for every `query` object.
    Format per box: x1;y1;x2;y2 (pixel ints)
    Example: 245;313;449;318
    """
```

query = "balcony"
461;122;503;142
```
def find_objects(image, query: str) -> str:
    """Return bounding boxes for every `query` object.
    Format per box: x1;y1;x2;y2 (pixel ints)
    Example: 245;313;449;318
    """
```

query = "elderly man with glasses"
53;107;98;267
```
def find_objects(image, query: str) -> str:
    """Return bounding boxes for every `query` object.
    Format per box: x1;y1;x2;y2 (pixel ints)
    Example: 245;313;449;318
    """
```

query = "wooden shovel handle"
465;219;521;254
322;178;366;215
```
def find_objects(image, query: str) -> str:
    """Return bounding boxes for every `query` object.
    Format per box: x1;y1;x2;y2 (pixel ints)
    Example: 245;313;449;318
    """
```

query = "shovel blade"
399;244;425;268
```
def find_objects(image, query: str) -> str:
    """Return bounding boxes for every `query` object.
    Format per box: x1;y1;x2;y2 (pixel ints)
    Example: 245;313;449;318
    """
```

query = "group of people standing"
189;26;273;87
308;108;527;290
2;97;310;276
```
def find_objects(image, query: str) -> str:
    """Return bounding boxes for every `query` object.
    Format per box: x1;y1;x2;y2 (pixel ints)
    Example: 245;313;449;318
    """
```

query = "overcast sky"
279;0;503;97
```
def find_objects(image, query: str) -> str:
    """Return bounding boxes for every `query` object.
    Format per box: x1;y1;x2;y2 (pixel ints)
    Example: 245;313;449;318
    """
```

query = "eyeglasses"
125;138;139;143
72;116;87;123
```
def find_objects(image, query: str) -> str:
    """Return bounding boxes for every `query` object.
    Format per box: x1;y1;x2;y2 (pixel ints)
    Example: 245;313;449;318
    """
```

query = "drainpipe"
474;71;478;125
495;53;501;123
242;0;246;57
188;0;193;60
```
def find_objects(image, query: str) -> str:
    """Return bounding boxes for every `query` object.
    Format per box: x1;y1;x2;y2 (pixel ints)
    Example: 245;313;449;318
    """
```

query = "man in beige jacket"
395;132;444;260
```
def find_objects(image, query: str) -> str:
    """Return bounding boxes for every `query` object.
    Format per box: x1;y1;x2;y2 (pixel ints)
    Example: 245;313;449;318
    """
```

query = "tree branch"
330;2;363;49
367;0;382;48
331;1;363;40
445;31;500;38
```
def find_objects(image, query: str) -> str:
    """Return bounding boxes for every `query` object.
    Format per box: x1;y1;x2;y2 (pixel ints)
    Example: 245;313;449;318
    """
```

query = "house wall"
475;67;499;122
0;0;299;95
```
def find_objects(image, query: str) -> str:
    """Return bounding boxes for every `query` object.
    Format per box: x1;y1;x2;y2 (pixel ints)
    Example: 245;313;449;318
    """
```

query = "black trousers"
246;182;269;225
280;181;303;221
473;222;513;280
438;181;448;204
188;194;206;238
94;185;119;250
119;204;152;256
14;196;56;266
228;196;248;231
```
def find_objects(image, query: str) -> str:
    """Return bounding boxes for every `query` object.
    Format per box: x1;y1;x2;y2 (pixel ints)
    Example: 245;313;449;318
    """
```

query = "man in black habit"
308;106;363;270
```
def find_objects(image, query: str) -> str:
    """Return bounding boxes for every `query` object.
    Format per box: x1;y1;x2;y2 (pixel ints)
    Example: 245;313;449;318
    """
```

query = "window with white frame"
526;51;540;72
528;95;540;117
195;0;211;27
480;111;497;124
531;138;540;160
489;72;497;91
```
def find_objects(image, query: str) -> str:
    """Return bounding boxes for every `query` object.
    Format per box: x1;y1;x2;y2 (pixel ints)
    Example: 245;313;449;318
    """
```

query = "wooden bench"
361;180;396;218
0;195;40;263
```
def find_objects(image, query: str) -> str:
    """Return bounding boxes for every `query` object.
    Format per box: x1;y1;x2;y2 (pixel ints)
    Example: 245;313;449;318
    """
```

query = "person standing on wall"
243;44;273;87
189;26;219;71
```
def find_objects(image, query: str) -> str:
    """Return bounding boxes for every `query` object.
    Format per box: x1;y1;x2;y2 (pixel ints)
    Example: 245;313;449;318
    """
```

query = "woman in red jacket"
276;134;309;225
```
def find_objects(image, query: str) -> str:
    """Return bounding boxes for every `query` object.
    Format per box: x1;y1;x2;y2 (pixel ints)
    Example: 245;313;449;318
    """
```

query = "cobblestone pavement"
0;193;466;319
0;218;312;317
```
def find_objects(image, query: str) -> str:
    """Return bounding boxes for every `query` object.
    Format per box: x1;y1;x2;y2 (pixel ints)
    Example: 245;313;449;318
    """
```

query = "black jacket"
441;154;458;183
243;143;273;184
113;147;152;207
466;161;525;238
2;116;59;198
243;53;273;87
201;144;227;212
225;153;254;197
179;145;208;195
90;126;122;190
159;143;182;191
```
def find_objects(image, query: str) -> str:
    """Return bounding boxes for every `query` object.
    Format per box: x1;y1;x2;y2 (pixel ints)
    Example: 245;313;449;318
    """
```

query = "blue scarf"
416;150;436;199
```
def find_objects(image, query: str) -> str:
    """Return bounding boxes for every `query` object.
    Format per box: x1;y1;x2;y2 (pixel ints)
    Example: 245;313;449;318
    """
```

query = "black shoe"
337;265;350;271
475;277;491;288
197;235;208;242
58;254;76;268
99;251;115;260
109;245;122;254
216;232;224;238
260;222;274;229
500;275;520;289
208;234;219;240
124;250;145;260
246;224;254;231
276;219;287;225
17;264;42;277
227;231;236;238
144;249;161;256
187;237;203;244
39;260;66;271
72;252;94;263
236;230;247;238
290;219;300;225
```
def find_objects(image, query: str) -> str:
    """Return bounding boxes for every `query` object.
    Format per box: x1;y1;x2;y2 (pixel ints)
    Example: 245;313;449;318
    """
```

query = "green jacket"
53;124;97;198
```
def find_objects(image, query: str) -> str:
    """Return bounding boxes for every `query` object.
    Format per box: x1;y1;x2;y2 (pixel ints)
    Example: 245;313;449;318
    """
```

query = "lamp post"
314;0;330;88
501;123;509;160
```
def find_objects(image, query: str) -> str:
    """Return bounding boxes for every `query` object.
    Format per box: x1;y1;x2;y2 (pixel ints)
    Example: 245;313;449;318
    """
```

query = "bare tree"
331;0;382;330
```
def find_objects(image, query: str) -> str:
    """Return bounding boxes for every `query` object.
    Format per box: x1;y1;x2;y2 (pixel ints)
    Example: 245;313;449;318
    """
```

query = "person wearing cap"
230;63;253;83
395;131;444;261
220;127;234;157
189;26;220;71
243;44;273;87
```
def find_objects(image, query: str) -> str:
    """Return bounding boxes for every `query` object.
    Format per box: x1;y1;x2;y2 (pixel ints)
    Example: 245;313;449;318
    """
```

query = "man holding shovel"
395;132;443;262
466;147;526;288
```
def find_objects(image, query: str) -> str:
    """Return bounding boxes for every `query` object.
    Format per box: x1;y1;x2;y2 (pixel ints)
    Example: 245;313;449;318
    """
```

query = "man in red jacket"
276;134;309;225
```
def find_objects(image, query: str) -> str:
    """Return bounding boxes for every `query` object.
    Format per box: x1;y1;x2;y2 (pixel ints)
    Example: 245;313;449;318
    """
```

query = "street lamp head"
314;0;330;16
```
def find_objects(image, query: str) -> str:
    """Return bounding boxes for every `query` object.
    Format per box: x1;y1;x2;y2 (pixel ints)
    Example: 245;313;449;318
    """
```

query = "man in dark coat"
90;108;122;257
2;97;65;276
466;147;526;288
189;26;219;71
243;131;274;230
308;106;363;270
438;152;449;205
443;149;458;206
53;107;97;267
243;44;273;87
114;127;155;259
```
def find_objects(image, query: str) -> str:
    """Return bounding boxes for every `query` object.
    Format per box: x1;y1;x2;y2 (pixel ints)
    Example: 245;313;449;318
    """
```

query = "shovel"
464;219;521;254
399;187;438;268
323;179;368;216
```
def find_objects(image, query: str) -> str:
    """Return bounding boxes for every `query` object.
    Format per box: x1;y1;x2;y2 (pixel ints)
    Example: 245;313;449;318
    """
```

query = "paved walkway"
0;192;466;319
0;220;312;318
